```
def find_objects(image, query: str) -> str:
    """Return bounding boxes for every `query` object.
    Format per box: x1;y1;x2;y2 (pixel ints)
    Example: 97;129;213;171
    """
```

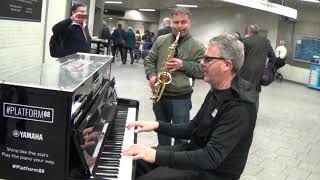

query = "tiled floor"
112;58;320;180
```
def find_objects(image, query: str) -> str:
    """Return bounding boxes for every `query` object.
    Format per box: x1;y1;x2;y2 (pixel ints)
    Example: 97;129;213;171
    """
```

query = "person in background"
275;40;287;68
123;34;257;180
141;30;153;59
52;3;91;57
233;32;242;41
144;7;205;146
239;24;276;110
125;27;136;64
111;24;126;64
134;30;142;60
150;32;156;44
156;17;172;39
99;20;111;55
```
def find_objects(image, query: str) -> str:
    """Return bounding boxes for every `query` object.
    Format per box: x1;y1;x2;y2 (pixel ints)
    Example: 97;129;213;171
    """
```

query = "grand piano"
0;53;138;180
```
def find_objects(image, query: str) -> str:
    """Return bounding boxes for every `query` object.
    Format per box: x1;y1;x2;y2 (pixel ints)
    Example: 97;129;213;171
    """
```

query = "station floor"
112;58;320;180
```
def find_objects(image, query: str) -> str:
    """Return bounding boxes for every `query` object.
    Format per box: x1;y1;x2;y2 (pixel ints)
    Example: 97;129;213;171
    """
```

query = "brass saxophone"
150;32;180;102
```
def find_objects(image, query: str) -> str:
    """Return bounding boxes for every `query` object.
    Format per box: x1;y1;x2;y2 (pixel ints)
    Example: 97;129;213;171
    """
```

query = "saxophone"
150;32;180;102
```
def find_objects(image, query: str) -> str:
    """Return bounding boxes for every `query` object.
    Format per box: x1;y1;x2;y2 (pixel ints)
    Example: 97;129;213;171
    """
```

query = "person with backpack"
50;3;91;57
239;24;276;110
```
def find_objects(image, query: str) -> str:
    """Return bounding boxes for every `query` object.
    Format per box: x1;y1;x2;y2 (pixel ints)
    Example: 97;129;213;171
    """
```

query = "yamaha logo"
12;130;43;141
12;130;20;138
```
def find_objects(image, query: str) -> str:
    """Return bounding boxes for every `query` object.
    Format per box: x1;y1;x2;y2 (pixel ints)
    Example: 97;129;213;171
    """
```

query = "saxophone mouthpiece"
175;32;181;42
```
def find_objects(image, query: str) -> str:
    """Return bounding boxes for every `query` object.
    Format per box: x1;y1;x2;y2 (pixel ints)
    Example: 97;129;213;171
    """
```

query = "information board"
0;0;43;22
294;37;320;64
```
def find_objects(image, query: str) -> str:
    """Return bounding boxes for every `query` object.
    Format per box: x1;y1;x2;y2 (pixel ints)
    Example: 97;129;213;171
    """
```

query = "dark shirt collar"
210;87;234;105
210;75;257;104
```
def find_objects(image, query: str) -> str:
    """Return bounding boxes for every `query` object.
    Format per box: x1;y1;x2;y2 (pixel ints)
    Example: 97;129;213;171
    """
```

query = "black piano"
0;53;139;180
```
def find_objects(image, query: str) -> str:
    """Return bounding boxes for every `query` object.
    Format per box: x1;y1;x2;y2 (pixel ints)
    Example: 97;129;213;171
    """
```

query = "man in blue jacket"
52;4;91;57
123;34;258;180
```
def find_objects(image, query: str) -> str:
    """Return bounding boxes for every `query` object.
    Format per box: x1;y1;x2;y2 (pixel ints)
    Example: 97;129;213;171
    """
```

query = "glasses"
202;55;227;64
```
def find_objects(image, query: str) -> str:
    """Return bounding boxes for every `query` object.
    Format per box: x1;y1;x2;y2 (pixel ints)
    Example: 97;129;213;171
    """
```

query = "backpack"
49;33;64;58
261;62;276;86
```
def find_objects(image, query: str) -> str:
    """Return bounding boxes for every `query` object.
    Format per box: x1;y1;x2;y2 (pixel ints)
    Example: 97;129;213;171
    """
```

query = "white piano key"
93;107;137;180
117;107;136;180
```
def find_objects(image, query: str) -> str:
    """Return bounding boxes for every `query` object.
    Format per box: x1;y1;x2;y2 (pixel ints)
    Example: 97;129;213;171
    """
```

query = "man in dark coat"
239;24;276;110
99;21;111;54
111;24;126;63
156;17;172;39
52;4;91;57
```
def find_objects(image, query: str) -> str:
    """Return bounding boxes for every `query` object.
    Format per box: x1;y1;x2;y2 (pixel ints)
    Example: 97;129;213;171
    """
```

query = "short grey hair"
172;7;191;19
209;34;244;73
163;17;171;26
247;24;259;34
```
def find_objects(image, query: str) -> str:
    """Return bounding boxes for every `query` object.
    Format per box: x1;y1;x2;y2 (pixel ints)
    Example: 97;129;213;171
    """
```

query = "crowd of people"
51;4;285;180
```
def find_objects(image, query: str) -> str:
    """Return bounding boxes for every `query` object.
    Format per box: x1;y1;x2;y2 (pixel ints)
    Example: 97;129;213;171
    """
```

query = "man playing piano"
123;34;258;180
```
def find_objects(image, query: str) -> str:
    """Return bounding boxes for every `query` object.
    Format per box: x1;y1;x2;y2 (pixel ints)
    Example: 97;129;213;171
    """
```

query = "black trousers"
135;145;234;180
124;47;134;64
111;45;124;63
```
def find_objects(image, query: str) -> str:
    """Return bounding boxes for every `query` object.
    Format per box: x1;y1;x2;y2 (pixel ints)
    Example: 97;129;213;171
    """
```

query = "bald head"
162;17;171;28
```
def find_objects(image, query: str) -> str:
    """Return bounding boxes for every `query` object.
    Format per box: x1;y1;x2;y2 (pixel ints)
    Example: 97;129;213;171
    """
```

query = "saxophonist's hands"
126;121;159;133
149;76;157;90
166;58;183;73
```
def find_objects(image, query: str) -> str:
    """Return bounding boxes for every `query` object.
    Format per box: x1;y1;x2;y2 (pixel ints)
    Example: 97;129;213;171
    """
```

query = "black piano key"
98;169;119;173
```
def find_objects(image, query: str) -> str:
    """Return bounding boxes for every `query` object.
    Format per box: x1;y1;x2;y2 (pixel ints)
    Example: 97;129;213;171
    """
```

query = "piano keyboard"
91;107;136;180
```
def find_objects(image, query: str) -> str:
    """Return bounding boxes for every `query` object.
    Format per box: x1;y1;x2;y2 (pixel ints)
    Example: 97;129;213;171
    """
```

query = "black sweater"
155;76;257;179
52;18;91;57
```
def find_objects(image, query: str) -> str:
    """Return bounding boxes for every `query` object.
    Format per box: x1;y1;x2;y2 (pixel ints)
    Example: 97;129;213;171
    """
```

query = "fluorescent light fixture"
176;4;198;8
223;0;297;19
303;0;320;3
138;8;156;11
104;1;123;4
109;17;113;19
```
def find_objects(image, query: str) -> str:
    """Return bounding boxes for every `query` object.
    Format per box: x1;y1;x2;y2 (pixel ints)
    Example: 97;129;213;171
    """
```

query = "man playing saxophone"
144;7;205;146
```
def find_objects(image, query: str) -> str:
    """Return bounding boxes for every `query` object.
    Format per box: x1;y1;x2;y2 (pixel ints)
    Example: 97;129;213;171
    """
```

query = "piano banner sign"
3;102;54;123
0;90;67;180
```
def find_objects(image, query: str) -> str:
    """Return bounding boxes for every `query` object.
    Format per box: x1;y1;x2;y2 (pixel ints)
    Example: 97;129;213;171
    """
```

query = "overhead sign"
0;0;43;22
223;0;297;19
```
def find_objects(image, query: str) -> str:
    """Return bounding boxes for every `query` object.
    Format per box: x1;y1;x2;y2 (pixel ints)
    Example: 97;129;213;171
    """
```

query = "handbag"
261;62;275;86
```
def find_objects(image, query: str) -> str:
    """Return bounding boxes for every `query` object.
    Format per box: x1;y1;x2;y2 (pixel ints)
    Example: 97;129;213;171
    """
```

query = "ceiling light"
104;1;123;4
302;0;320;3
109;17;113;19
138;8;156;12
176;4;198;8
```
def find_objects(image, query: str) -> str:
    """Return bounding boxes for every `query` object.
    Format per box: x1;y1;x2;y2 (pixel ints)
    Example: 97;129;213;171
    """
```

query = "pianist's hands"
126;121;159;133
122;144;156;163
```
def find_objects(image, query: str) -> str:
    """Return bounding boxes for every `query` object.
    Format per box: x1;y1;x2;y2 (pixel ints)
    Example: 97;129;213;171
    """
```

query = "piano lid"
0;53;113;92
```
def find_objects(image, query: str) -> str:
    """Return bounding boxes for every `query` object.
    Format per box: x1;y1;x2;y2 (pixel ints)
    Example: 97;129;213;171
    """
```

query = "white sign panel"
223;0;297;19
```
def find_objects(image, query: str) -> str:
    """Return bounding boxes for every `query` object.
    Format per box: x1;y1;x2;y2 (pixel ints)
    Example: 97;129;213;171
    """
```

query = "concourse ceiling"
100;0;320;11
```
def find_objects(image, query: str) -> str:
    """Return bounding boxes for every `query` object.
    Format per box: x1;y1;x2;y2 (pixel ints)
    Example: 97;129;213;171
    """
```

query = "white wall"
0;1;48;77
123;10;159;23
43;0;68;60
